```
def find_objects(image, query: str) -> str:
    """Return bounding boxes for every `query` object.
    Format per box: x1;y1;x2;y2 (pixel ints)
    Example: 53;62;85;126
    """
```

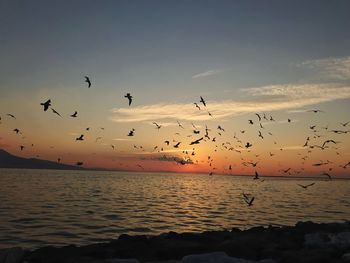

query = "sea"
0;169;349;249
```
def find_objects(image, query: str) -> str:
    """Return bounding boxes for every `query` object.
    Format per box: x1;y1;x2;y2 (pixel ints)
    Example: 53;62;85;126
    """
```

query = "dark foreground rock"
2;221;350;263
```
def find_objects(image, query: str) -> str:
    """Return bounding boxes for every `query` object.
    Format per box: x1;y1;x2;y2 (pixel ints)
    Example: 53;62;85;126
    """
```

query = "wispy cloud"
110;84;350;123
191;69;225;79
300;56;350;80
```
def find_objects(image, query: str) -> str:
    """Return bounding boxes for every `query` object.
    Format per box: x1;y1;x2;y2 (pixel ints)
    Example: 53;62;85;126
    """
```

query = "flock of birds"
1;75;350;207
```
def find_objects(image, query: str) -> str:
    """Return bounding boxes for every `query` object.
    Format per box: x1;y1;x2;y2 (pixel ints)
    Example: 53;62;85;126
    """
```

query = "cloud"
300;56;350;80
192;69;225;79
110;84;350;123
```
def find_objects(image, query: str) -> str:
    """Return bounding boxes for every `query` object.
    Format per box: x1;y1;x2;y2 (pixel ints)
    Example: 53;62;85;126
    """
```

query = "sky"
0;0;349;177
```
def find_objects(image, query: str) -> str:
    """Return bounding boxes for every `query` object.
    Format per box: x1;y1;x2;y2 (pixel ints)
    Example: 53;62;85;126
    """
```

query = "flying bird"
40;99;51;111
76;134;84;141
153;122;162;130
243;196;255;206
13;128;20;134
190;137;203;145
85;76;91;88
124;93;133;106
340;122;349;127
200;96;206;107
255;113;261;122
51;108;61;117
177;121;184;129
7;114;16;119
297;182;315;189
308;109;324;113
245;142;252;148
70;111;78;118
194;103;201;110
173;142;181;148
128;129;135;136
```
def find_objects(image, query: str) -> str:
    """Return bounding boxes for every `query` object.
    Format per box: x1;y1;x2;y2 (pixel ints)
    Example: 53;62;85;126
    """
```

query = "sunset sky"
0;1;349;177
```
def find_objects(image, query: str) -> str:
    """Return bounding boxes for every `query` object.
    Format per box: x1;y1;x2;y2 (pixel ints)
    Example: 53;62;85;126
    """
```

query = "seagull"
76;134;84;141
7;114;16;119
340;122;349;127
258;131;264;139
70;111;78;118
282;168;291;173
13;128;20;134
51;108;62;117
243;196;255;206
40;99;51;111
217;125;225;132
85;76;91;88
111;145;115;150
190;137;203;145
245;142;252;148
200;96;206;107
164;140;170;145
320;172;332;180
248;120;254;125
124;93;133;106
128;129;135;136
297;182;315;189
321;140;339;148
255;113;261;122
308;109;324;113
288;118;291;123
153;122;162;130
177;121;184;129
173;142;181;148
194;103;201;110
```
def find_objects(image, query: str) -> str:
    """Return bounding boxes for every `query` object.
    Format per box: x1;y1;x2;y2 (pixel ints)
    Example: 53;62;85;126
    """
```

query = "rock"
303;233;330;247
104;259;141;263
181;252;255;263
329;232;350;248
0;247;25;263
342;253;350;261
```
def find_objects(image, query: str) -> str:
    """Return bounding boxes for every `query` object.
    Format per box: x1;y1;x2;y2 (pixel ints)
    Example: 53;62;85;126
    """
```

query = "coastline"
2;221;350;263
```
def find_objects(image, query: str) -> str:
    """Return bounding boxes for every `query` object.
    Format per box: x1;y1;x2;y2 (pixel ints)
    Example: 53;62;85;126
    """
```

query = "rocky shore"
1;221;350;263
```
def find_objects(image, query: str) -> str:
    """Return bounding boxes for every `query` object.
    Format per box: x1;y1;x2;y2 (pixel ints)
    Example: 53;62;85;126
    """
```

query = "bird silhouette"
297;182;315;189
70;111;78;118
128;129;135;136
124;93;133;106
255;113;261;122
153;122;162;130
190;137;203;145
194;103;201;110
200;96;206;107
40;99;51;111
13;128;20;134
7;114;16;119
173;142;181;148
85;76;91;88
51;108;62;117
76;134;84;141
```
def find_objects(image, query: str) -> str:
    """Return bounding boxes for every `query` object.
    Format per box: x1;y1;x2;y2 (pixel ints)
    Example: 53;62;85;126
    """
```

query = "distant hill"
0;149;85;170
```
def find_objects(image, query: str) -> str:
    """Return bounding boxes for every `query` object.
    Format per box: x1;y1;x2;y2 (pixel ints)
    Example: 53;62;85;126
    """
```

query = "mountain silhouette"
0;149;85;170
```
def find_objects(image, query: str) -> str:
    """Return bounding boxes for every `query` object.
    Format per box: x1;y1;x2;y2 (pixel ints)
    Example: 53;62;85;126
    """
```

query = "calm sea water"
0;169;349;249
